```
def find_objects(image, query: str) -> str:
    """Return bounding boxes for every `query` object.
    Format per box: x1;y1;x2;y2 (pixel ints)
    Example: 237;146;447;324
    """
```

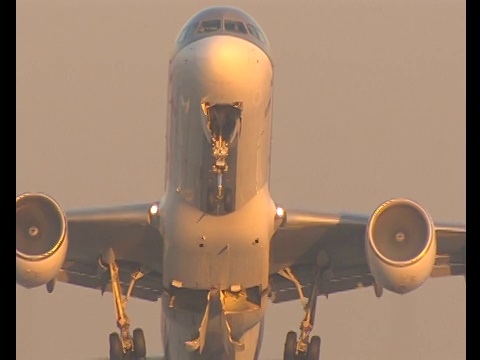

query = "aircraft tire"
306;335;321;360
109;332;124;360
133;328;147;359
283;331;297;360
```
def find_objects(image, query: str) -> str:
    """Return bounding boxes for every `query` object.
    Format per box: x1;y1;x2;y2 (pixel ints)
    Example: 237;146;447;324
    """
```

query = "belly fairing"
161;185;275;291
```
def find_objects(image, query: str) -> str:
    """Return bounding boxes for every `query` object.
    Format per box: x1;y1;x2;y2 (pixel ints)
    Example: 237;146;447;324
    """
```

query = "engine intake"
365;198;436;294
16;192;68;288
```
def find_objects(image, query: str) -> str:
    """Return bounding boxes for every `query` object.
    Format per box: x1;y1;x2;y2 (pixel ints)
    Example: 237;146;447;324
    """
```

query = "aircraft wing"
59;203;164;301
16;194;164;302
268;208;466;304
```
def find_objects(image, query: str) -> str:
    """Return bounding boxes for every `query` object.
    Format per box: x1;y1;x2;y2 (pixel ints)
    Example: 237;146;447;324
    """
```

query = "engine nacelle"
365;198;436;294
16;192;68;288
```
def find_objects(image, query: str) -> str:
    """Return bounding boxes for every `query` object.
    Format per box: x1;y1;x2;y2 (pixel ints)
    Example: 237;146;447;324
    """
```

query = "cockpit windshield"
198;19;222;33
173;6;270;59
224;20;248;34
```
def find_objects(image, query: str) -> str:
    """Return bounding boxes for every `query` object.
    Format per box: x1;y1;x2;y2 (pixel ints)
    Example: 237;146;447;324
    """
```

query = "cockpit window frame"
197;19;222;33
172;7;272;62
224;19;248;35
246;23;266;43
177;21;199;43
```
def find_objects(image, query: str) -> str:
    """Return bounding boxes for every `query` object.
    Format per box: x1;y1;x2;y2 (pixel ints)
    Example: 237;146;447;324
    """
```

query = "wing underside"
60;204;165;301
268;209;465;304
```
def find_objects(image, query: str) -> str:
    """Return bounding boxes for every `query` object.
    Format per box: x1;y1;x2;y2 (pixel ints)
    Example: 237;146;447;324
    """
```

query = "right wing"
16;192;164;301
268;199;465;304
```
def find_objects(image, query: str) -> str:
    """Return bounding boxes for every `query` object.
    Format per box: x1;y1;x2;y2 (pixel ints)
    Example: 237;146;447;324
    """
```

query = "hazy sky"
16;1;465;359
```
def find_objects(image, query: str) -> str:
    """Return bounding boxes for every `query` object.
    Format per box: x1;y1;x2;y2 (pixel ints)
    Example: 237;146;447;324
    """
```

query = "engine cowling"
365;198;436;294
16;192;68;288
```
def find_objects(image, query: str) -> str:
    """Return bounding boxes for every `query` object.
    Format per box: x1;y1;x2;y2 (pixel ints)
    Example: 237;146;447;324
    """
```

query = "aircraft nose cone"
195;36;250;84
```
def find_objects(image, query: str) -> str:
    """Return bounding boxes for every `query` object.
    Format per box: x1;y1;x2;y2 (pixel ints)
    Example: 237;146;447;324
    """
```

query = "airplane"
15;5;466;360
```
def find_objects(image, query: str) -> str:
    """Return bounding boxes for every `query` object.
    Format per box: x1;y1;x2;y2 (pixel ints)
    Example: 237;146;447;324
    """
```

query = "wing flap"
57;268;163;302
432;223;466;277
269;263;373;304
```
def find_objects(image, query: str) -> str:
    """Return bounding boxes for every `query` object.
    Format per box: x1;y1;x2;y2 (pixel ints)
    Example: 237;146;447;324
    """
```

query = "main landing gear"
101;249;147;360
279;267;323;360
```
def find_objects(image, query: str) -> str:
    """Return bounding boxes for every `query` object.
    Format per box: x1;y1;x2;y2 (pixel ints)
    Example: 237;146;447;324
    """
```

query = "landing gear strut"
102;249;147;360
280;266;323;360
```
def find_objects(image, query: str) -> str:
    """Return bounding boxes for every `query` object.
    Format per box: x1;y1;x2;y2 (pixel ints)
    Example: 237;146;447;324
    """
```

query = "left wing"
16;192;164;301
268;198;465;304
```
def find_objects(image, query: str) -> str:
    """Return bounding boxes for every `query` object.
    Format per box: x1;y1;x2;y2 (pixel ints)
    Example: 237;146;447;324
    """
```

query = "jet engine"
365;198;436;294
16;192;68;288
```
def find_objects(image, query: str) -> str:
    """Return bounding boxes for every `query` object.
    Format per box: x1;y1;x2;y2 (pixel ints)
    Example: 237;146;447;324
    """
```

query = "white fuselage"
158;31;277;359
